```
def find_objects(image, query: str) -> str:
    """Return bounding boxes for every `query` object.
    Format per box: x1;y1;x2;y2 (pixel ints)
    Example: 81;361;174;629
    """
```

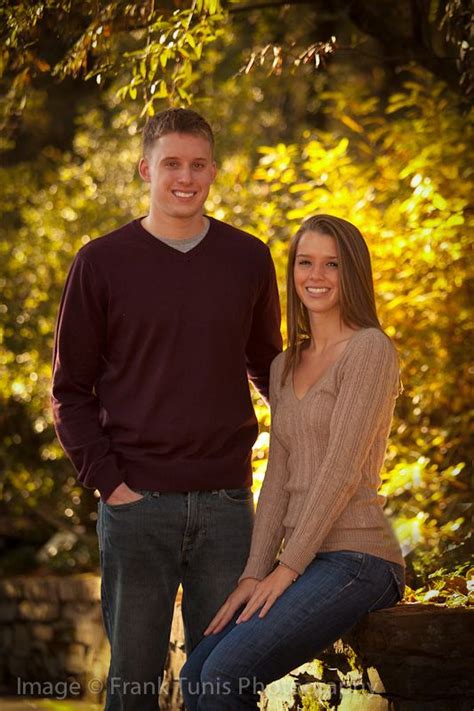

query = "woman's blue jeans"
97;487;254;710
180;550;405;710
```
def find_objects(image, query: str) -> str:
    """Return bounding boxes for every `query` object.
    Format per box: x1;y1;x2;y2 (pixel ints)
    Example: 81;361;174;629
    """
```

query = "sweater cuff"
238;556;273;583
97;474;126;502
83;458;126;502
278;546;314;577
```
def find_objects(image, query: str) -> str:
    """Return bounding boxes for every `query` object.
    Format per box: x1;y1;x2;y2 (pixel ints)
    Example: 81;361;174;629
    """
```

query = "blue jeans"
97;487;254;710
180;550;405;710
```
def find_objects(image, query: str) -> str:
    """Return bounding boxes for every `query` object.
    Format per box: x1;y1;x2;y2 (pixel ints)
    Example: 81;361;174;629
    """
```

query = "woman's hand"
236;564;298;624
204;578;259;635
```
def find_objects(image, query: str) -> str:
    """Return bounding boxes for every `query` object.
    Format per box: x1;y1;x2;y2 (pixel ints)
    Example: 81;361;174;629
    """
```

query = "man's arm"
246;246;282;401
51;252;127;502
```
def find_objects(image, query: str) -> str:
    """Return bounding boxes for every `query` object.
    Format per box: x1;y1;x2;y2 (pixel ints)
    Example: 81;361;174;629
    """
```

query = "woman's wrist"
277;561;299;582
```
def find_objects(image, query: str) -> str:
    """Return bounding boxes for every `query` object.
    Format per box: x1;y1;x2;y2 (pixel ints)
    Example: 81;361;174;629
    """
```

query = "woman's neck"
307;312;358;353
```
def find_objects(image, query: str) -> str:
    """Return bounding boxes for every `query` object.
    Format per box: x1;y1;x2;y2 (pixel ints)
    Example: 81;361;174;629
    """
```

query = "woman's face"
293;231;341;316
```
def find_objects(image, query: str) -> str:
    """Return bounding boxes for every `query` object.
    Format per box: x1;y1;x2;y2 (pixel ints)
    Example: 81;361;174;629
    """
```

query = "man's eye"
193;162;205;169
166;161;178;168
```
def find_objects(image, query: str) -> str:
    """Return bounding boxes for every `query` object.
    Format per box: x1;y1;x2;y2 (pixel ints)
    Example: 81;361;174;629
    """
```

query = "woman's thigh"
197;551;404;687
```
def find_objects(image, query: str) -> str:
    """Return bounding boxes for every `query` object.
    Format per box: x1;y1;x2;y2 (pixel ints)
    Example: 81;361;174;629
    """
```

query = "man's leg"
180;489;254;654
98;491;184;710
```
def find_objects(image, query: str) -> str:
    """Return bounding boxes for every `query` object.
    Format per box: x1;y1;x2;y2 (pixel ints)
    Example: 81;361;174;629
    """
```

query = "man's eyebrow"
160;155;209;161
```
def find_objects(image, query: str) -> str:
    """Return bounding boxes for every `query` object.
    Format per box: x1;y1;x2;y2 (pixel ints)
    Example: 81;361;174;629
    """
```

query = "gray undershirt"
155;217;210;253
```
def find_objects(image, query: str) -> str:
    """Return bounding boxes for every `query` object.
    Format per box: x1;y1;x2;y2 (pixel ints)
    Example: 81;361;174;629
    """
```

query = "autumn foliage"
0;1;472;602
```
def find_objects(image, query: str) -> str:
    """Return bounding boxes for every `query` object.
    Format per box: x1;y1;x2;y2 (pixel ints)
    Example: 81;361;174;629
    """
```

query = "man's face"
139;132;217;223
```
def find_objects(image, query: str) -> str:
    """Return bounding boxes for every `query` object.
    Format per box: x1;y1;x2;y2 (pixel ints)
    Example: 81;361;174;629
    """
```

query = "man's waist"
121;452;253;493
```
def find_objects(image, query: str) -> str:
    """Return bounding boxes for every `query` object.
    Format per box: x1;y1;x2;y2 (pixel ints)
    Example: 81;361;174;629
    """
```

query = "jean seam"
218;489;253;504
367;568;400;612
389;566;405;602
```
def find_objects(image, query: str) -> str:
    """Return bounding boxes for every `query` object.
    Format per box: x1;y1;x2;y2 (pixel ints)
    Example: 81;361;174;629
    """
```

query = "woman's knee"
200;655;264;701
199;655;227;690
180;657;204;710
180;657;232;711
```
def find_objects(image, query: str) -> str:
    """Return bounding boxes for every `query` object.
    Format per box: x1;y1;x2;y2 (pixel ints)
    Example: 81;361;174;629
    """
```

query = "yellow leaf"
340;115;364;134
432;193;448;211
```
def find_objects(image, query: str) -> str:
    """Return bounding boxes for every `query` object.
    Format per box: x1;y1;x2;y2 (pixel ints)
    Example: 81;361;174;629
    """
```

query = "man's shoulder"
209;217;270;256
77;220;137;263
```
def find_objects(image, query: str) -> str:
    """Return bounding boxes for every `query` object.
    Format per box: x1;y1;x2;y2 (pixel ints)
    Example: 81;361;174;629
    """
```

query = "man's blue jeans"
97;487;254;710
180;550;405;710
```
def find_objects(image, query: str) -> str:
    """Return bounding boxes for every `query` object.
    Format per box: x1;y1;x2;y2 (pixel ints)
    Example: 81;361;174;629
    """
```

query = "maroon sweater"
51;217;282;501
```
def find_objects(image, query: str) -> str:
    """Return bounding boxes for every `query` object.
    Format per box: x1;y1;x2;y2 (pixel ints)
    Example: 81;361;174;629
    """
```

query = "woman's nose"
308;263;324;280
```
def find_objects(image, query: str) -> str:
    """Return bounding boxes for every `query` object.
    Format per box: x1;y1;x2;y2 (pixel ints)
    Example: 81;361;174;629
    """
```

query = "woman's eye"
297;260;311;266
327;262;338;268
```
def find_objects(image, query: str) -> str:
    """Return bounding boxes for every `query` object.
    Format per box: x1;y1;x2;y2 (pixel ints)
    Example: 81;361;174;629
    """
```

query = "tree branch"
348;0;461;92
228;0;315;13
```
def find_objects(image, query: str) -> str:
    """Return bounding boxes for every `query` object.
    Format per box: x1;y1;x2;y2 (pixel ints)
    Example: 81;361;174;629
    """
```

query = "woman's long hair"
282;214;385;385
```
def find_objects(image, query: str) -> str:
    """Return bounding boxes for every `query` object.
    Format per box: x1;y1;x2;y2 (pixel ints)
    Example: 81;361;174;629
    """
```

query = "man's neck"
141;213;207;241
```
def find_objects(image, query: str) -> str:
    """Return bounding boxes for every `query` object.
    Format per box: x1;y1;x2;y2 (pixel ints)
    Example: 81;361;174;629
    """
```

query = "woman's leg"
180;613;242;711
182;551;404;711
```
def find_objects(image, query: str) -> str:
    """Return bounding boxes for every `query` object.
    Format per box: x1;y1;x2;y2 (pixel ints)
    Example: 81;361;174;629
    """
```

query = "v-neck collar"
132;215;215;259
291;329;368;402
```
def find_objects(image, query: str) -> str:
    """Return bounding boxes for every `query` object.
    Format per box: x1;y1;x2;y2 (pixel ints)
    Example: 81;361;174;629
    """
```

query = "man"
51;108;282;709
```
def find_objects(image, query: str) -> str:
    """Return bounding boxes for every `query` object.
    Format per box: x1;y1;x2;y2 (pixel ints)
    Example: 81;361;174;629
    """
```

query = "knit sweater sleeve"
51;252;126;501
279;331;399;575
245;247;282;402
239;354;291;581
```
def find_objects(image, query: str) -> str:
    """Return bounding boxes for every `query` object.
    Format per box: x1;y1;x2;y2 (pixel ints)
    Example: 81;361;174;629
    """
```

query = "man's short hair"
142;108;214;156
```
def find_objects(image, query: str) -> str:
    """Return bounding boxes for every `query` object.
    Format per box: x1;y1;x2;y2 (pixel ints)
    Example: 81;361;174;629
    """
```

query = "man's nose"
177;165;192;183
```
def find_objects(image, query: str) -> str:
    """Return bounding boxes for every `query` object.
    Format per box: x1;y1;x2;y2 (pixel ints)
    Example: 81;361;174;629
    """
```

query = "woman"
180;214;405;710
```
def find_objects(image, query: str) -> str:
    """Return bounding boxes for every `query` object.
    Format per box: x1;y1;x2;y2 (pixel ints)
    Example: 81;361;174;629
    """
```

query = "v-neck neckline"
291;329;367;402
132;215;215;259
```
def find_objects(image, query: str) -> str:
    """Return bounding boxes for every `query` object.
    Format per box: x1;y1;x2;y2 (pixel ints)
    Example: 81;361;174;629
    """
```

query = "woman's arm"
204;355;292;634
239;355;291;581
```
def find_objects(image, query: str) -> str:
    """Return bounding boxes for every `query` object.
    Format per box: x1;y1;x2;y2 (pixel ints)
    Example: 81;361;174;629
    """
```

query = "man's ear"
138;156;151;182
210;161;217;183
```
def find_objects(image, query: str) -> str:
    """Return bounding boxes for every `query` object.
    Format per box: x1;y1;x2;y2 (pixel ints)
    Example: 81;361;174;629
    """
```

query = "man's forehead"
152;131;213;157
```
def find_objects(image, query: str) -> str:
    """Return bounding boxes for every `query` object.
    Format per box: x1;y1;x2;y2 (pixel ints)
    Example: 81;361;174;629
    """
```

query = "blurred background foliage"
0;0;472;602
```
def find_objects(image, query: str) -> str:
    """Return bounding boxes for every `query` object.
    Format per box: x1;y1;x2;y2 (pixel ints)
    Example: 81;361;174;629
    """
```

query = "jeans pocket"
218;487;254;503
389;564;406;602
316;550;365;581
367;561;405;612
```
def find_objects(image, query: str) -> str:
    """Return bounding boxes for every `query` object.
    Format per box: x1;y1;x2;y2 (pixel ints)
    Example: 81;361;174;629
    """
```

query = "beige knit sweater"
240;328;405;580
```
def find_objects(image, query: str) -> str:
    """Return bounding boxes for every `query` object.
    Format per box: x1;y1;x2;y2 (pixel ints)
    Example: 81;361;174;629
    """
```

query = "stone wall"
1;575;473;710
0;575;109;702
260;604;474;710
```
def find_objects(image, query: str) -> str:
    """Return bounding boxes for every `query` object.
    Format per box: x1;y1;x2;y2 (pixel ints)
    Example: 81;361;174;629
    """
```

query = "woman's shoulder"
344;328;399;383
269;351;290;397
270;350;288;379
351;327;397;354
